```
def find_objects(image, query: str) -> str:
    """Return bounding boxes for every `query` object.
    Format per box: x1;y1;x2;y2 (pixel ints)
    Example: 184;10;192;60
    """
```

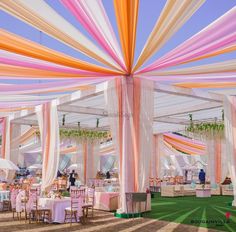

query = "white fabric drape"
105;77;154;213
138;79;154;191
224;96;236;206
206;138;216;184
86;141;100;183
10;124;21;165
37;102;60;191
4;117;10;161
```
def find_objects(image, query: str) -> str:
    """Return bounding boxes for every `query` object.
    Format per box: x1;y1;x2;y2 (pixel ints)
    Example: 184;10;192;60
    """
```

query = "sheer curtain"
37;102;60;191
224;95;236;206
105;77;154;213
1;117;10;160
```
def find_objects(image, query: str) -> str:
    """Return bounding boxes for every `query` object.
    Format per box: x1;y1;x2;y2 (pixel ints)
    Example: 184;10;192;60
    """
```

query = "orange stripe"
115;78;123;184
164;134;205;150
0;29;120;75
114;0;139;72
44;103;51;171
215;138;222;184
133;78;141;191
83;141;88;184
1;118;6;159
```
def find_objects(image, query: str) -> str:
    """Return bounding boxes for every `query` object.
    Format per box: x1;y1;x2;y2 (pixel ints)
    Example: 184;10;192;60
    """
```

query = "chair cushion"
83;203;92;208
65;207;77;212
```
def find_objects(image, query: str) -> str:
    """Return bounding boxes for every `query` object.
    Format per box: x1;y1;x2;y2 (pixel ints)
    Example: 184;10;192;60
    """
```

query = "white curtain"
138;79;154;191
1;117;10;160
86;141;100;183
105;77;154;213
37;102;60;191
206;138;216;184
10;124;21;165
224;95;236;206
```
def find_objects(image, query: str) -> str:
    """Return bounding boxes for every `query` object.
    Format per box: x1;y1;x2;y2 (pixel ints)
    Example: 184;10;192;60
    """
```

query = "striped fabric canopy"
0;0;235;111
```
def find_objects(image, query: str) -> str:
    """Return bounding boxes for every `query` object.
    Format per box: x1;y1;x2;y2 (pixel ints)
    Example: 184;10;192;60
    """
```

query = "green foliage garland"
36;129;110;141
186;113;224;137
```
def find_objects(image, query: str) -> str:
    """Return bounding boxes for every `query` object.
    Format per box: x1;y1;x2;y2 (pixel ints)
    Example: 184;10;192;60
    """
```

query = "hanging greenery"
36;128;111;141
186;113;224;137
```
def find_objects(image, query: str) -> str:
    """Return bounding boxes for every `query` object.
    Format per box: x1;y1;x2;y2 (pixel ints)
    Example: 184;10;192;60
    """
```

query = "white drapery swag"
84;141;100;184
206;139;216;184
205;138;227;184
150;134;164;178
224;96;236;206
77;141;100;185
105;77;154;213
36;102;60;192
1;117;10;160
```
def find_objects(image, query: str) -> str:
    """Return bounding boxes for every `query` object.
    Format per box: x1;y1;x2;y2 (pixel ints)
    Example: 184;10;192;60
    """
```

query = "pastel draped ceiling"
61;0;125;71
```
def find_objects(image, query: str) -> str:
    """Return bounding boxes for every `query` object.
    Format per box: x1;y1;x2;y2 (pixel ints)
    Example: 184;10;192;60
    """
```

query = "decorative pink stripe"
61;0;126;71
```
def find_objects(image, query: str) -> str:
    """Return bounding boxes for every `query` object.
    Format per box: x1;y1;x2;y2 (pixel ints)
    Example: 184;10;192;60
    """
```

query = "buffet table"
196;188;211;198
0;190;10;211
0;190;9;202
39;197;70;223
94;192;119;211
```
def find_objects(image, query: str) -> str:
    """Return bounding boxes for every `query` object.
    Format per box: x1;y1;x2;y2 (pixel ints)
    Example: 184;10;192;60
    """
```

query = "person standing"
106;171;111;179
69;170;76;187
199;169;206;184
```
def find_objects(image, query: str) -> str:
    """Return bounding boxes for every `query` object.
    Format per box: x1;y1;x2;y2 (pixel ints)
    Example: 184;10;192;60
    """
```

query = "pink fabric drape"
61;0;125;71
138;7;236;74
0;50;96;76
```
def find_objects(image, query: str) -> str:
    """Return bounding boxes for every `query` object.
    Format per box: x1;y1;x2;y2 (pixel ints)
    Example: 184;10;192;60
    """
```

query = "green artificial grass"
146;193;236;232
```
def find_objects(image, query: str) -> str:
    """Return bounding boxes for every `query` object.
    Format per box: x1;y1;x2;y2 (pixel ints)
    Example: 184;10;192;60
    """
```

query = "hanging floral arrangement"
36;129;111;142
186;111;224;138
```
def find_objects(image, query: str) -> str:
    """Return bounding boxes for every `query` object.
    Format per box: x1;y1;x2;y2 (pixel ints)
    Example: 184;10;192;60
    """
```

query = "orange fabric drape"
0;30;120;75
215;138;222;184
115;78;123;183
83;141;88;184
42;103;51;171
0;64;106;78
114;0;139;72
164;133;205;150
1;118;7;159
133;78;141;191
175;82;236;88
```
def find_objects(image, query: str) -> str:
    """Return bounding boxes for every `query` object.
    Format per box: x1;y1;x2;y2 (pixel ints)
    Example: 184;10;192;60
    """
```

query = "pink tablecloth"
39;197;70;223
94;192;119;211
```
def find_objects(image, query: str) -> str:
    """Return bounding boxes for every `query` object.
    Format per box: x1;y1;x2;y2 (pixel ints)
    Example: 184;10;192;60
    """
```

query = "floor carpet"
146;193;236;232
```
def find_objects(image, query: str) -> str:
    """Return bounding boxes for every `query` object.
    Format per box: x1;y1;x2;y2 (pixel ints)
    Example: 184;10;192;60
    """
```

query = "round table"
39;197;70;223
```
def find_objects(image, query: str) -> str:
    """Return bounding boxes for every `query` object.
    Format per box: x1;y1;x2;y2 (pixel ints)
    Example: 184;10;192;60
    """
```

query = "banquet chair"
64;188;86;226
28;189;51;224
10;188;19;218
15;189;27;221
83;187;95;218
